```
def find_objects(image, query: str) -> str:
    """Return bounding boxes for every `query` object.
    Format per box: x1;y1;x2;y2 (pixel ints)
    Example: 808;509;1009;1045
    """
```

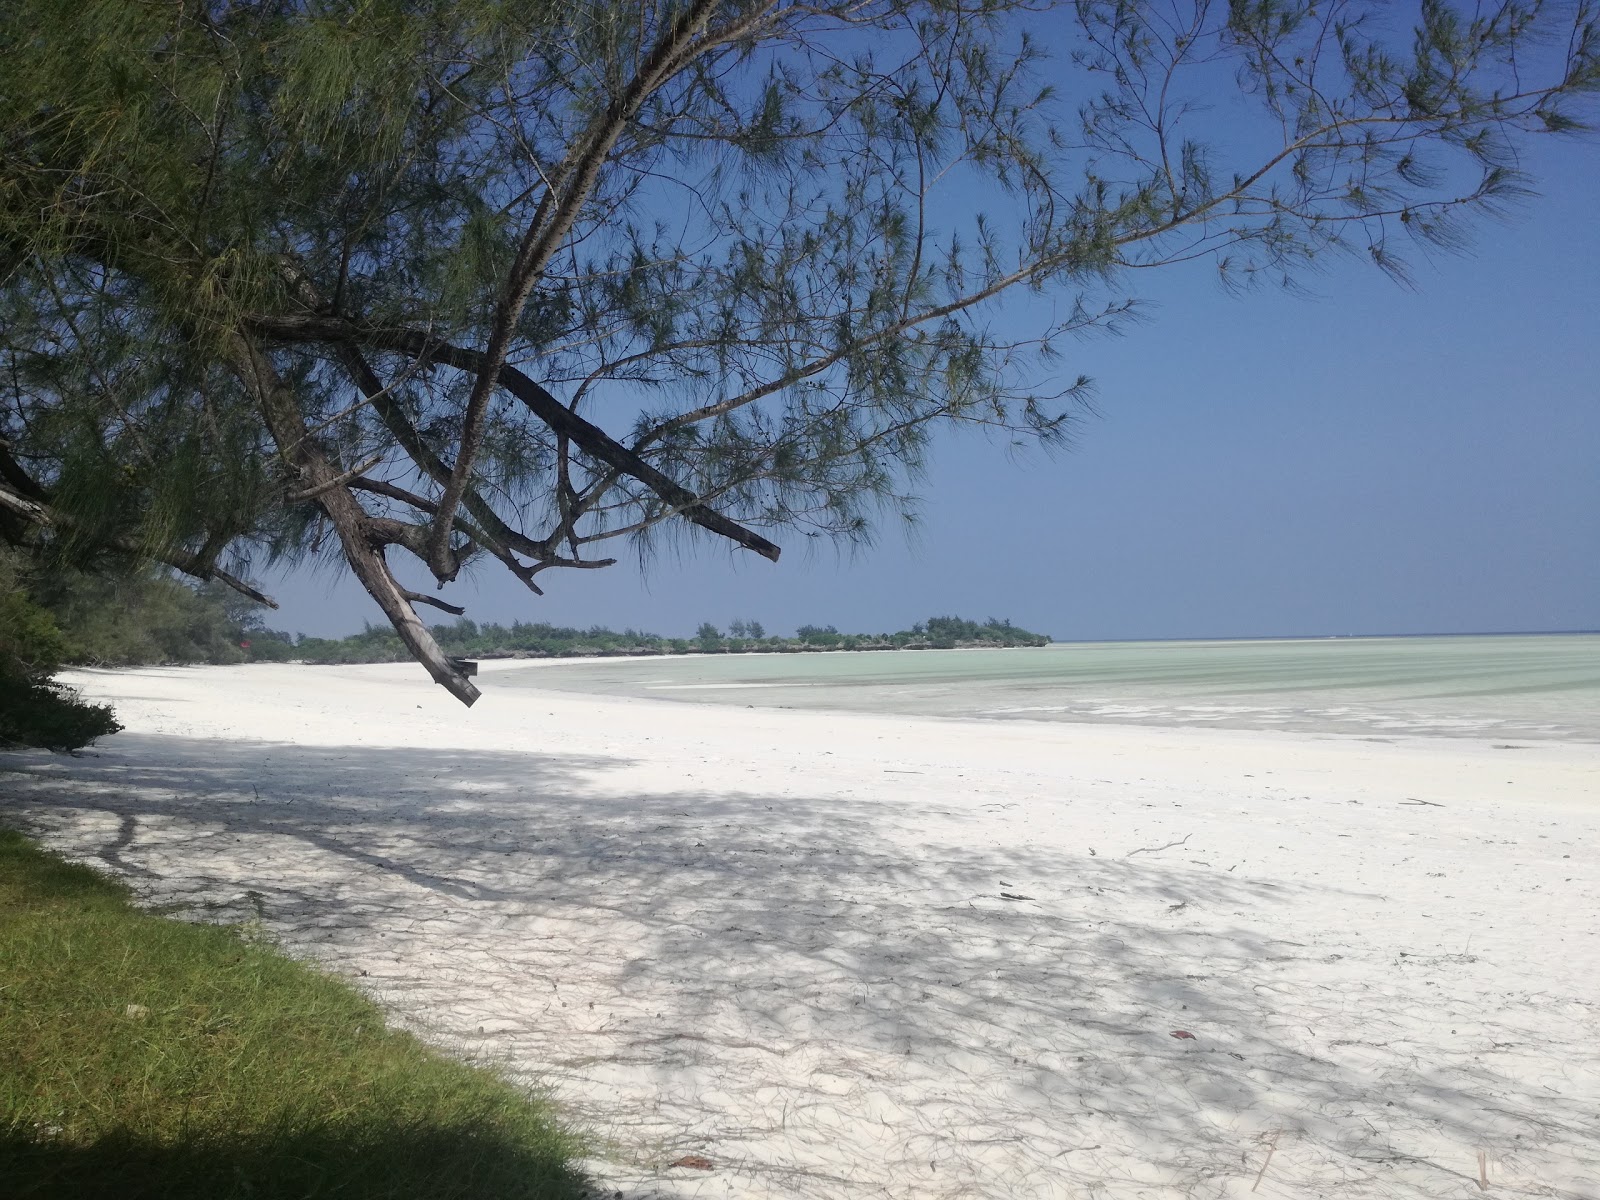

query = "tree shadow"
0;1123;585;1200
3;733;1595;1199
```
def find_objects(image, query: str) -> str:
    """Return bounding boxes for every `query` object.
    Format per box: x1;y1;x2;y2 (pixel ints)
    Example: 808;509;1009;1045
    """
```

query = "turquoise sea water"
487;634;1600;741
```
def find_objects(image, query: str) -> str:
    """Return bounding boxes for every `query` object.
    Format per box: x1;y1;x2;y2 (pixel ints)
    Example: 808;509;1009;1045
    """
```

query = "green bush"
0;675;121;753
34;571;251;666
0;553;121;752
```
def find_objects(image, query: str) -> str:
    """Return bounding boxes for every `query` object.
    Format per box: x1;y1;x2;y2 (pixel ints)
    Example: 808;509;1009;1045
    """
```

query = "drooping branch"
443;339;784;562
400;588;466;616
158;545;279;609
224;332;479;704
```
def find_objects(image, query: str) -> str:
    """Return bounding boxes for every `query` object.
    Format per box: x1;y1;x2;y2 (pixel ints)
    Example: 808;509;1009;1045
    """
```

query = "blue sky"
260;79;1599;643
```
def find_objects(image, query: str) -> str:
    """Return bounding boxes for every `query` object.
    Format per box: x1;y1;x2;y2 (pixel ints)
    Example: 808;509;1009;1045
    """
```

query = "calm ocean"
486;634;1600;741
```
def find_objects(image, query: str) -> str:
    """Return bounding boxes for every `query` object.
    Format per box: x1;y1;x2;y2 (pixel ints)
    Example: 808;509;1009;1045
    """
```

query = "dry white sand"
3;660;1597;1199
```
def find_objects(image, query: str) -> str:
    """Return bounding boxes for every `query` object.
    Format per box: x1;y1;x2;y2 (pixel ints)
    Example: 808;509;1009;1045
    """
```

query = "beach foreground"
3;662;1597;1199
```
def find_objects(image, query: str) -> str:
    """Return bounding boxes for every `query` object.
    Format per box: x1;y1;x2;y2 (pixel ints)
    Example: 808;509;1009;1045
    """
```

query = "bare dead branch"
1125;833;1192;858
224;332;479;704
400;588;467;616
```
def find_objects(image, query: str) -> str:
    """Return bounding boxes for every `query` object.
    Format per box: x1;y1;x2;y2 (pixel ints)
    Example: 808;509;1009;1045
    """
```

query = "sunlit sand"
4;661;1596;1199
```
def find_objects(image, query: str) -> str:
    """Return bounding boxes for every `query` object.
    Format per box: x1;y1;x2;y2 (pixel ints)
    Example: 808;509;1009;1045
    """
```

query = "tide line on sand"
3;661;1598;1200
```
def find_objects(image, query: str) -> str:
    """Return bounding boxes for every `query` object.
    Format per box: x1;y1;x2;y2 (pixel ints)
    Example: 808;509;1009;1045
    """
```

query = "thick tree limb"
225;332;479;704
0;481;50;524
347;477;550;597
362;515;478;568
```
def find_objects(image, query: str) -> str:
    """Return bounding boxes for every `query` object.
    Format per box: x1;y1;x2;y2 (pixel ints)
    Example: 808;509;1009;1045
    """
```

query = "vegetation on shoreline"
0;828;585;1199
2;547;1046;749
292;613;1050;664
6;552;1048;670
0;552;120;752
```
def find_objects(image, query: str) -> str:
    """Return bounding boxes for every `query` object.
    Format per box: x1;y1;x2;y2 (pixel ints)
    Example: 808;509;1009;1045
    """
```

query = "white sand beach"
2;660;1597;1199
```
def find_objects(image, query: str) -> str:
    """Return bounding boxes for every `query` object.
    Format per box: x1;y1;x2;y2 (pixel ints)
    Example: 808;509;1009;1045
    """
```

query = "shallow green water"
487;634;1600;740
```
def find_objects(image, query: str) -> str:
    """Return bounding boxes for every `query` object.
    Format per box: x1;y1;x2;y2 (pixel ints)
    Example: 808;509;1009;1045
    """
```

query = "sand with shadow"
3;661;1597;1199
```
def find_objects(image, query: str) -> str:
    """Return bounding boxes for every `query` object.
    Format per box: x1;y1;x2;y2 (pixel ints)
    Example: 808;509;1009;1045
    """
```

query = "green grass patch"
0;828;587;1199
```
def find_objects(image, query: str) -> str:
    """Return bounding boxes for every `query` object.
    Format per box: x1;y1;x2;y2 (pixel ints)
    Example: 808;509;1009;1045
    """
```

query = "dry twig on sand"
1125;834;1192;858
1251;1129;1282;1192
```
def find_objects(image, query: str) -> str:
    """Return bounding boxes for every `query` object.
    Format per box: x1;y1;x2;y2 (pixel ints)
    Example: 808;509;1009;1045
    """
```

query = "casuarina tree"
3;0;1595;702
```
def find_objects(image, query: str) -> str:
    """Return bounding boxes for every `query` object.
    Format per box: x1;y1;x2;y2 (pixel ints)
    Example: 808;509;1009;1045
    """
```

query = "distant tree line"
3;556;1049;668
294;613;1050;662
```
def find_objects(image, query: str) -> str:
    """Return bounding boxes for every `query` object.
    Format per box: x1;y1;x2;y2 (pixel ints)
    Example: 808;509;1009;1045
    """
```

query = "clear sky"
259;108;1599;643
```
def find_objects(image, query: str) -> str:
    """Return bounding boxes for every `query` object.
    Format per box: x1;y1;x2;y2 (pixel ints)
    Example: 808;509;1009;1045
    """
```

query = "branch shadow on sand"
3;733;1594;1200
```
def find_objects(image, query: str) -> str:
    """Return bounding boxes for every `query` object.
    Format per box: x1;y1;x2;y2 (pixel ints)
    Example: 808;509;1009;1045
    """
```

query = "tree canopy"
3;0;1595;703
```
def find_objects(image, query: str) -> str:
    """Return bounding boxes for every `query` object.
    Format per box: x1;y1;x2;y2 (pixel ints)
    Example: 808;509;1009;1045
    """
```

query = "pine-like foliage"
2;1;1595;702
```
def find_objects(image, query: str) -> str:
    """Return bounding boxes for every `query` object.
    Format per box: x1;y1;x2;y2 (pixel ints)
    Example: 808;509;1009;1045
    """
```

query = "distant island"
265;614;1052;665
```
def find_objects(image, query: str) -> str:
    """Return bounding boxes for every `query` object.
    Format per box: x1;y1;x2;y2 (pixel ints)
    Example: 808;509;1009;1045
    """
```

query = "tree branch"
224;332;479;704
328;340;565;564
400;588;466;616
285;452;386;502
158;545;279;609
426;0;778;574
0;482;279;609
245;314;783;562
